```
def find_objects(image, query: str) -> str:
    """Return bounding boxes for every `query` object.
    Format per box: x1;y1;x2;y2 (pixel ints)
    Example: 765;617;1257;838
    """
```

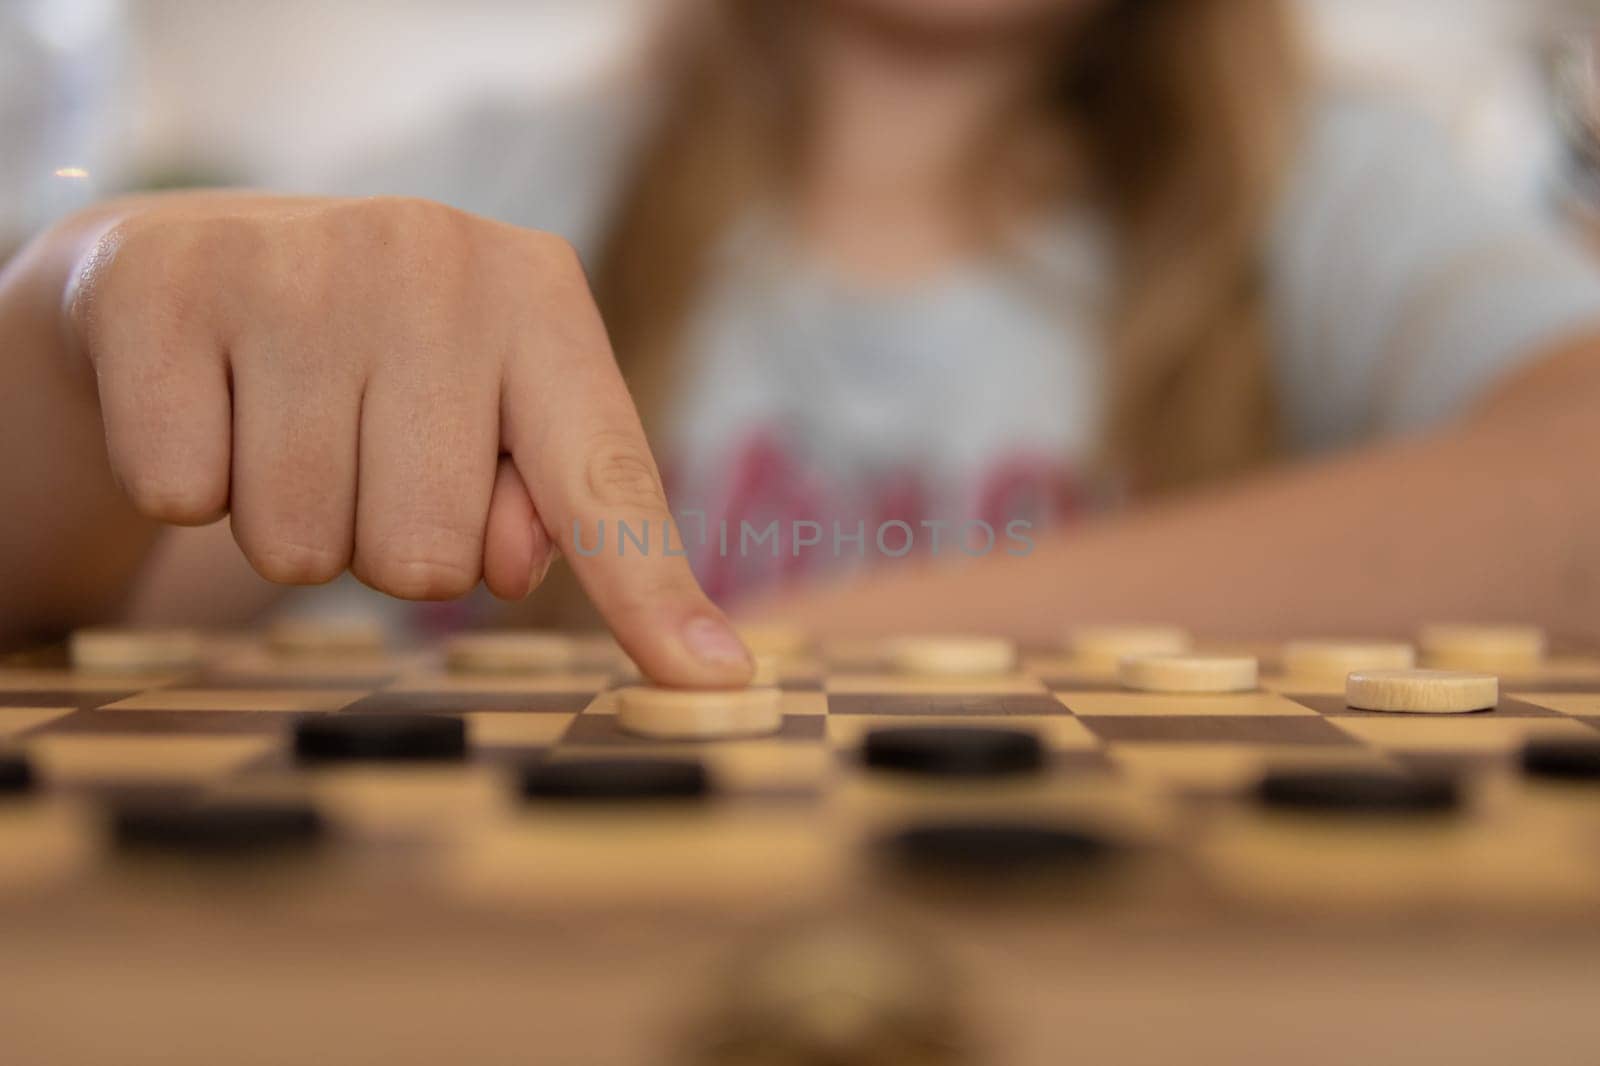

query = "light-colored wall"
127;0;1572;189
1301;0;1568;207
120;0;647;188
0;0;1587;245
0;0;644;245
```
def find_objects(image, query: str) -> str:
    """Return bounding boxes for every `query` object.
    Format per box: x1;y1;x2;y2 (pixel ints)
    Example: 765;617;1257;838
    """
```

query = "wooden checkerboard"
5;631;1600;1065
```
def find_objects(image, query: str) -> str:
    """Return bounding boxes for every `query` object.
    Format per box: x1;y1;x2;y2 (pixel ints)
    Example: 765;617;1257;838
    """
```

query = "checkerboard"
4;633;1600;917
8;631;1600;1065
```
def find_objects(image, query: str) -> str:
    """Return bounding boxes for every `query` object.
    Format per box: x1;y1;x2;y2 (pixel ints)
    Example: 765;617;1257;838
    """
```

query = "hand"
64;194;751;686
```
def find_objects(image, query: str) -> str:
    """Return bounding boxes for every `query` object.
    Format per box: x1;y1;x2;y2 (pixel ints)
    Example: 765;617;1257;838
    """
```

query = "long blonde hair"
596;0;1303;494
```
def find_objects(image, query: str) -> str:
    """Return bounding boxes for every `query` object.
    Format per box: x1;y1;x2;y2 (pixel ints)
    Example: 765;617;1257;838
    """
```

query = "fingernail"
527;553;553;597
682;616;751;669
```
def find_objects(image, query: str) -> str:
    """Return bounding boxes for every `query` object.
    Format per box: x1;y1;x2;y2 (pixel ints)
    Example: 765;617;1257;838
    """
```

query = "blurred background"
5;0;1600;251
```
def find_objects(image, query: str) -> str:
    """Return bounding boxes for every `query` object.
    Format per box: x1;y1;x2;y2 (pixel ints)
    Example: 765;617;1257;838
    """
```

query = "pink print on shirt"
669;430;1089;606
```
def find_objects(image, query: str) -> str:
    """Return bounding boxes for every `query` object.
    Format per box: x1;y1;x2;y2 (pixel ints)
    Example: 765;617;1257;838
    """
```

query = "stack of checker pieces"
1;622;1599;919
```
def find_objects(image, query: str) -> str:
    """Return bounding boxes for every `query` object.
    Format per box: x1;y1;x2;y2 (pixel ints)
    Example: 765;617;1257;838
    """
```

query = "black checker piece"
520;757;710;802
1521;738;1600;782
1256;768;1460;815
0;752;35;795
863;726;1043;778
881;820;1117;878
294;713;466;763
112;799;324;856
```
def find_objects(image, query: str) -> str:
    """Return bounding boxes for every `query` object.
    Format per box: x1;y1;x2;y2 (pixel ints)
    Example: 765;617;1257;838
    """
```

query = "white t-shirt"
322;87;1600;610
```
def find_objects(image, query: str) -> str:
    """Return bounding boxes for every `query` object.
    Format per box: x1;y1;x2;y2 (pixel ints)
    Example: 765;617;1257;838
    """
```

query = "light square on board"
306;766;504;833
446;810;841;908
1054;692;1315;717
1078;715;1356;747
701;743;835;792
1259;675;1348;696
102;688;367;713
0;707;75;738
0;669;178;692
465;712;577;748
21;709;282;736
1109;742;1394;792
777;691;828;716
345;690;594;715
1329;716;1599;754
384;673;614;695
824;674;1047;696
827;692;1067;718
1289;693;1563;719
1513;694;1600;718
27;735;275;784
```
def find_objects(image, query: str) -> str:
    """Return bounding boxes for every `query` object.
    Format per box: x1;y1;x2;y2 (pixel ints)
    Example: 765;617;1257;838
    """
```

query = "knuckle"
334;197;482;326
67;223;131;349
245;538;348;586
356;555;478;601
364;196;474;263
75;216;243;358
179;213;263;270
529;230;584;275
120;470;225;526
514;230;593;317
355;518;483;600
582;437;666;514
70;220;171;351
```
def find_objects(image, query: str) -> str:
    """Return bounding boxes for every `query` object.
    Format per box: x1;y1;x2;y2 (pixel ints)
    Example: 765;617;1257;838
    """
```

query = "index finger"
498;245;752;689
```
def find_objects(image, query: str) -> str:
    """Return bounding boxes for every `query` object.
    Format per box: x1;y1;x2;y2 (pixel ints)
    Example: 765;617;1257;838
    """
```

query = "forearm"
0;201;163;644
753;345;1600;644
0;193;347;644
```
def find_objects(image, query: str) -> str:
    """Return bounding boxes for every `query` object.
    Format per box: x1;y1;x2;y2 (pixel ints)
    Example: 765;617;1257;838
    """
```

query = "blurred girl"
3;0;1599;676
